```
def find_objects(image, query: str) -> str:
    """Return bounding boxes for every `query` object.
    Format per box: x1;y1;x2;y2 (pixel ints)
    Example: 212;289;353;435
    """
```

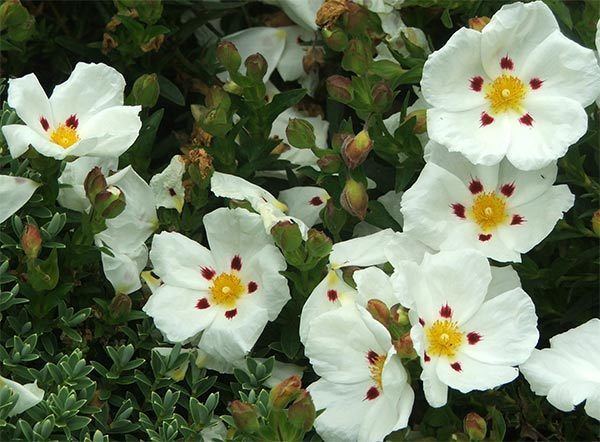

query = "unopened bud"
371;82;393;112
21;224;42;259
341;130;373;169
326;75;353;103
109;293;132;320
343;2;371;35
390;304;410;327
393;332;417;358
332;132;352;150
322;27;348;52
288;390;316;432
342;39;371;74
271;221;303;252
245;53;268;82
323;199;347;235
84;166;108;203
205;86;231;111
230;401;260;433
306;229;332;260
0;0;34;42
340;178;368;220
405;109;427;134
303;47;325;74
315;0;349;29
464;412;487;441
367;299;390;327
223;80;243;95
269;375;302;409
94;186;126;219
131;73;160;107
592;210;600;237
286;119;316;149
216;40;242;73
468;16;490;32
317;154;343;174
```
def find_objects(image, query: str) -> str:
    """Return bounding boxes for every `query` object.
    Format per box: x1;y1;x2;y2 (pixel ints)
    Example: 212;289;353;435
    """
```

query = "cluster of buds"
367;300;416;358
84;167;126;233
0;0;35;43
271;221;332;270
191;85;232;138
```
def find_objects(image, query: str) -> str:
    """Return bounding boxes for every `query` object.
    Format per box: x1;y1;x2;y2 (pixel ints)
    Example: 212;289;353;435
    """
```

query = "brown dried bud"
102;33;118;54
316;0;349;29
184;148;213;180
140;34;165;53
302;46;325;74
393;332;417;359
468;16;490;32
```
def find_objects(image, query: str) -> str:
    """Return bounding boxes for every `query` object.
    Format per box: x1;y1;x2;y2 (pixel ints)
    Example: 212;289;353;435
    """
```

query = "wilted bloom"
421;1;600;170
520;319;600;421
150;155;186;213
0;376;44;417
2;62;142;160
0;175;40;224
315;0;349;29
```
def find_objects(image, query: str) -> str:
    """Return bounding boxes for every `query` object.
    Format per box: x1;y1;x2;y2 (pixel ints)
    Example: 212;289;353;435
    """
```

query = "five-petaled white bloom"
0;175;40;224
305;303;414;442
0;376;44;417
401;141;574;262
143;207;290;364
2;62;142;160
421;1;600;171
150;155;186;213
397;250;538;408
520;318;600;421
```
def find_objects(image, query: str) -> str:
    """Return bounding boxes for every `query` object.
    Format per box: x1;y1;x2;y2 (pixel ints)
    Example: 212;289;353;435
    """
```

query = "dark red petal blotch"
40;117;50;131
365;387;380;400
327;289;338;302
511;214;525;225
452;203;466;219
196;298;210;309
225;309;238;319
309;196;323;206
450;362;462;372
247;281;258;293
467;332;482;344
480;112;494;127
440;304;452;318
500;56;514;70
519;113;534;127
529;78;543;89
469;180;484;194
231;255;242;271
470;76;484;92
500;183;515;197
65;114;79;128
478;234;492;242
366;350;379;365
201;267;216;280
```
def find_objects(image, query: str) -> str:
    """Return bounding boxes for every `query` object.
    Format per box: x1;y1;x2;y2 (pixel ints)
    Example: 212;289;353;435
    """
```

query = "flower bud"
84;166;108;203
342;39;371;74
0;0;34;42
205;86;231;111
326;75;353;104
343;2;371;35
230;401;260;434
405;109;427;134
317;154;343;174
244;53;268;82
390;304;410;327
332;132;352;150
393;332;417;359
223;80;243;95
592;210;600;237
464;412;487;441
340;178;368;220
269;375;302;409
109;293;132;320
216;40;242;73
468;16;490;32
341;266;359;288
131;73;160;107
286;118;316;149
21;224;42;260
288;390;316;432
302;47;325;74
322;199;347;235
322;27;348;52
367;299;390;327
306;229;333;260
341;130;373;169
371;82;393;112
271;221;303;252
315;0;349;29
94;186;126;219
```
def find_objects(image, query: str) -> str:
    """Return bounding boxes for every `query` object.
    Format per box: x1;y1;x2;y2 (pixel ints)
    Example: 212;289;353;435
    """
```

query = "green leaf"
157;75;185;106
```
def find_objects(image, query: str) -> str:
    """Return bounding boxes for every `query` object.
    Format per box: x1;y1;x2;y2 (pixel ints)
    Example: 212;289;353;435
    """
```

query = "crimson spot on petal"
467;332;481;344
231;255;242;271
65;114;79;129
519;113;534;127
440;304;452;318
366;350;379;365
40;117;50;131
424;352;431;362
168;188;177;196
500;183;515;197
196;298;210;309
309;196;323;206
450;362;462;372
469;179;484;194
201;267;216;280
365;386;380;400
419;317;425;326
225;309;237;319
247;281;258;293
327;289;338;302
451;203;466;219
478;234;492;242
480;112;494;127
529;78;543;90
500;56;514;70
511;214;525;225
469;76;484;92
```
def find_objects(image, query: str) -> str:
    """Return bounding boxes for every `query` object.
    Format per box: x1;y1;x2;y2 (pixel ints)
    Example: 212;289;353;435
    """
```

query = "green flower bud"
405;109;427;134
322;199;347;235
288;390;316;432
326;75;353;104
341;39;371;75
390;304;410;327
131;73;160;108
366;299;390;327
464;412;487;441
230;401;260;434
216;40;242;73
306;229;332;260
340;178;368;220
109;293;132;321
371;81;393;112
244;53;268;82
269;375;302;409
322;27;348;52
0;0;34;41
94;186;126;220
317;153;343;174
286;118;316;149
84;166;108;203
341;130;373;169
21;224;42;260
271;221;303;252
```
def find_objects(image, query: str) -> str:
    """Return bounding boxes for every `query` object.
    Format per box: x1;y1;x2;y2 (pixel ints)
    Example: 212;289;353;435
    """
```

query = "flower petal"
7;73;53;132
329;229;398;268
437;353;518;393
0;175;40;224
278;186;329;227
100;244;148;295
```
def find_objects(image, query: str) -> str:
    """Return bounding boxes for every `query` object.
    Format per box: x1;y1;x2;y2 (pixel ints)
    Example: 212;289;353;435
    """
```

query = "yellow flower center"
209;273;245;308
368;353;386;390
469;192;508;232
50;124;79;148
426;320;464;358
484;74;526;114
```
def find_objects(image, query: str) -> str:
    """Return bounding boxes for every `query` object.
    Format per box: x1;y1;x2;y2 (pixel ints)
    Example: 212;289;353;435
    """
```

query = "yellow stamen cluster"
369;354;386;390
50;124;79;148
210;273;244;308
484;74;526;114
426;320;464;358
469;192;508;232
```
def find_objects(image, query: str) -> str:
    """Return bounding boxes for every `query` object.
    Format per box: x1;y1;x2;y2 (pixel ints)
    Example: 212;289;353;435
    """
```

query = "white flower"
2;62;142;160
421;1;600;171
143;207;290;365
210;171;312;239
263;0;322;31
0;175;40;224
398;250;538;408
271;107;329;168
150;155;186;213
520;318;600;421
353;190;404;237
383;87;430;152
278;186;330;228
305;303;414;442
0;376;44;417
596;19;600;107
401;141;574;262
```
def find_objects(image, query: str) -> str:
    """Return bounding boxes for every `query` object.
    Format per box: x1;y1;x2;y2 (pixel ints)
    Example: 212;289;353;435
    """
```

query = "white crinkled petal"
150;155;186;213
354;267;398;308
100;243;148;295
7;73;53;131
278;186;329;227
329;229;398;268
0;175;40;224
